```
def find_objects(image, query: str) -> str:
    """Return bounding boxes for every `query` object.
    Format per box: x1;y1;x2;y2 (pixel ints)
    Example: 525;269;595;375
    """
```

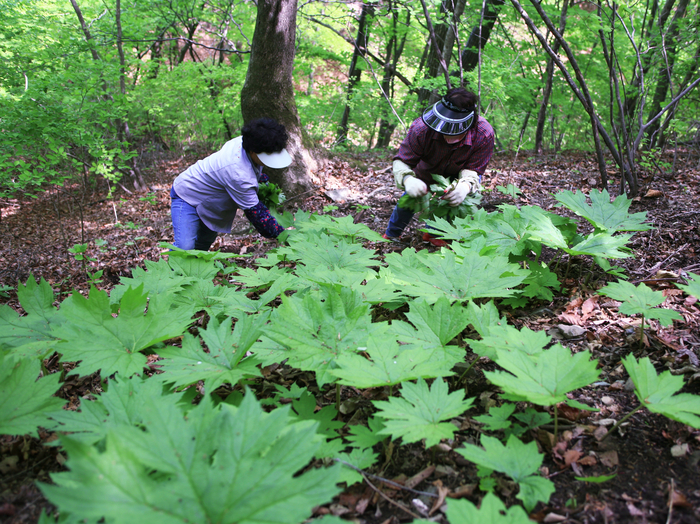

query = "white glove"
404;175;428;198
443;170;482;207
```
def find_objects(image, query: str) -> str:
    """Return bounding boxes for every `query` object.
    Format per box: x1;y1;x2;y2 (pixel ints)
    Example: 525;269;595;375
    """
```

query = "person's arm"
243;201;284;238
465;121;495;176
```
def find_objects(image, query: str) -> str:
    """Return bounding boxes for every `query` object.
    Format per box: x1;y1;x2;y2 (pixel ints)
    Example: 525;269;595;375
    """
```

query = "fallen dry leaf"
644;189;664;198
599;450;619;467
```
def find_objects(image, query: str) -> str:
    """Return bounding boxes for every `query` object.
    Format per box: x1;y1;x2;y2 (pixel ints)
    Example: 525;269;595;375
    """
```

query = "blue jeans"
385;195;415;238
170;186;218;250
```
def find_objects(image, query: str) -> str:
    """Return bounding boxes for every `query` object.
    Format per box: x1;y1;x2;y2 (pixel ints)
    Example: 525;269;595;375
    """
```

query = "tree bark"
337;3;374;143
241;0;316;197
461;0;506;73
646;0;691;146
534;0;568;154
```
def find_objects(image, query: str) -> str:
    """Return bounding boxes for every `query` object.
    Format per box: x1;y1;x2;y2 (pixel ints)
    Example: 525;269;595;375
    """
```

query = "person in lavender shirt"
170;118;291;251
384;88;495;247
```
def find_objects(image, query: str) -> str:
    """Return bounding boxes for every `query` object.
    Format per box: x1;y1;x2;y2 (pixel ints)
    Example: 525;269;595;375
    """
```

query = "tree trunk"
337;3;374;143
461;0;506;73
534;0;568;154
417;0;453;104
646;0;691;146
241;0;316;197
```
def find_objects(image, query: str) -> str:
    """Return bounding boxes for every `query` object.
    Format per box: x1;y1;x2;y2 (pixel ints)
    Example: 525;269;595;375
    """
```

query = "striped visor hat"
422;97;475;135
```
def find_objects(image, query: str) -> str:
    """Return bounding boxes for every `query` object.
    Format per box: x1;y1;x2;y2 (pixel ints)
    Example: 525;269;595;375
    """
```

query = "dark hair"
444;88;478;112
241;118;288;153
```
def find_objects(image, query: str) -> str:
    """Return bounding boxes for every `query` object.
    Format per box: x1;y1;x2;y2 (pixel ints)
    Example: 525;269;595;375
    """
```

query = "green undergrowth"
2;189;698;523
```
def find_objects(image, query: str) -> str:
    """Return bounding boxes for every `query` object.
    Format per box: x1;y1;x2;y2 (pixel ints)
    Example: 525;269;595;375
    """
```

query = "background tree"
241;0;316;197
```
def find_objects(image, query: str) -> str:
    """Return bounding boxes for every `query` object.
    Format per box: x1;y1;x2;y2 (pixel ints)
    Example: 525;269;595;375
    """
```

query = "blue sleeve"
259;172;270;184
243;201;284;238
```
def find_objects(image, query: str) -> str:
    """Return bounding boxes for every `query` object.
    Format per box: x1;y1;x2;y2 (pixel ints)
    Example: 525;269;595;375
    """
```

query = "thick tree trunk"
241;0;316;197
646;0;690;146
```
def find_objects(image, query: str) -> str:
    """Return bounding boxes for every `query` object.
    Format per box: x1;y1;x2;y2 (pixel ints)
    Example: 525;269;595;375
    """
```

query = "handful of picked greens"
398;174;482;220
258;181;286;210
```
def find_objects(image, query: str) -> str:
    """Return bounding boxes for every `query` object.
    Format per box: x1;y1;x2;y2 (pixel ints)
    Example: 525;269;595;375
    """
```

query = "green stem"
458;358;479;382
554;404;559;441
601;404;644;441
336;383;341;412
639;314;645;350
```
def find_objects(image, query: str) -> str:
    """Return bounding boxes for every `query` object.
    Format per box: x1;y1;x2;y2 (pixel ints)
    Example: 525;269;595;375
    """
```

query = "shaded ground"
1;147;699;523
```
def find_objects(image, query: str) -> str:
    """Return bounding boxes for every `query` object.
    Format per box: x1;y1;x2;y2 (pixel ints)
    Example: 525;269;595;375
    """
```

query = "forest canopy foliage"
1;0;698;197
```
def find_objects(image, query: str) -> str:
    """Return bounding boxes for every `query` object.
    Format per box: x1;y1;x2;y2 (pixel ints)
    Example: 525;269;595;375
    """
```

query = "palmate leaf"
52;285;193;378
469;323;549;361
0;275;61;351
677;272;700;300
281;234;379;287
457;435;555;512
384;248;527;304
331;337;457;388
403;297;471;346
566;232;633;259
335;448;379;486
440;492;533;524
41;387;341;524
599;280;683;326
554;188;651;234
157;315;264;391
464;300;507;337
48;376;165;445
297;214;385;242
622;355;700;428
518;205;569;250
0;355;66;437
254;286;378;387
374;378;474;448
346;417;386;450
109;259;195;305
485;344;599;406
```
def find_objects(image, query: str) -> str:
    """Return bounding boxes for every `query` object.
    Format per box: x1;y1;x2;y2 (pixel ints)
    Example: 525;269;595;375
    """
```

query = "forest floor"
1;147;700;523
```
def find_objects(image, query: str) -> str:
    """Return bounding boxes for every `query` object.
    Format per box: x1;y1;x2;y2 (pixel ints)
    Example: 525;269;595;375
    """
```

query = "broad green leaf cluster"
1;196;692;521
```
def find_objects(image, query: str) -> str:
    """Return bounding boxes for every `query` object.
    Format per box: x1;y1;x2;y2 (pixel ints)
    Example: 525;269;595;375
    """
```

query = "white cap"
257;148;292;169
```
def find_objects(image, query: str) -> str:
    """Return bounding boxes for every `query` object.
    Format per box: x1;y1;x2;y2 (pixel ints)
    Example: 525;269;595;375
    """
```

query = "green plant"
677;272;700;300
258;181;286;209
598;281;682;347
398;174;482;221
373;378;474;449
604;356;700;438
496;184;522;199
457;434;556;512
139;192;157;205
42;382;342;524
0;355;66;437
68;243;95;263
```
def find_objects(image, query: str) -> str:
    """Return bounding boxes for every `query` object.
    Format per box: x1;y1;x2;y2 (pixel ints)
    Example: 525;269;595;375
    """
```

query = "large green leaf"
254;286;377;387
374;378;474;448
485;343;599;406
384;248;527;304
52;285;193;378
0;275;61;351
331;337;457;387
599;280;683;326
469;324;550;360
41;388;341;524
623;355;700;428
457;434;554;511
677;272;700;300
109;259;195;305
0;356;66;437
554;189;651;234
441;492;533;524
157;315;263;391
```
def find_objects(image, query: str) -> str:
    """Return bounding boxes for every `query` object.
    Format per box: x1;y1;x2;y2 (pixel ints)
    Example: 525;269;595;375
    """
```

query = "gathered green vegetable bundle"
398;174;482;220
258;181;287;209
